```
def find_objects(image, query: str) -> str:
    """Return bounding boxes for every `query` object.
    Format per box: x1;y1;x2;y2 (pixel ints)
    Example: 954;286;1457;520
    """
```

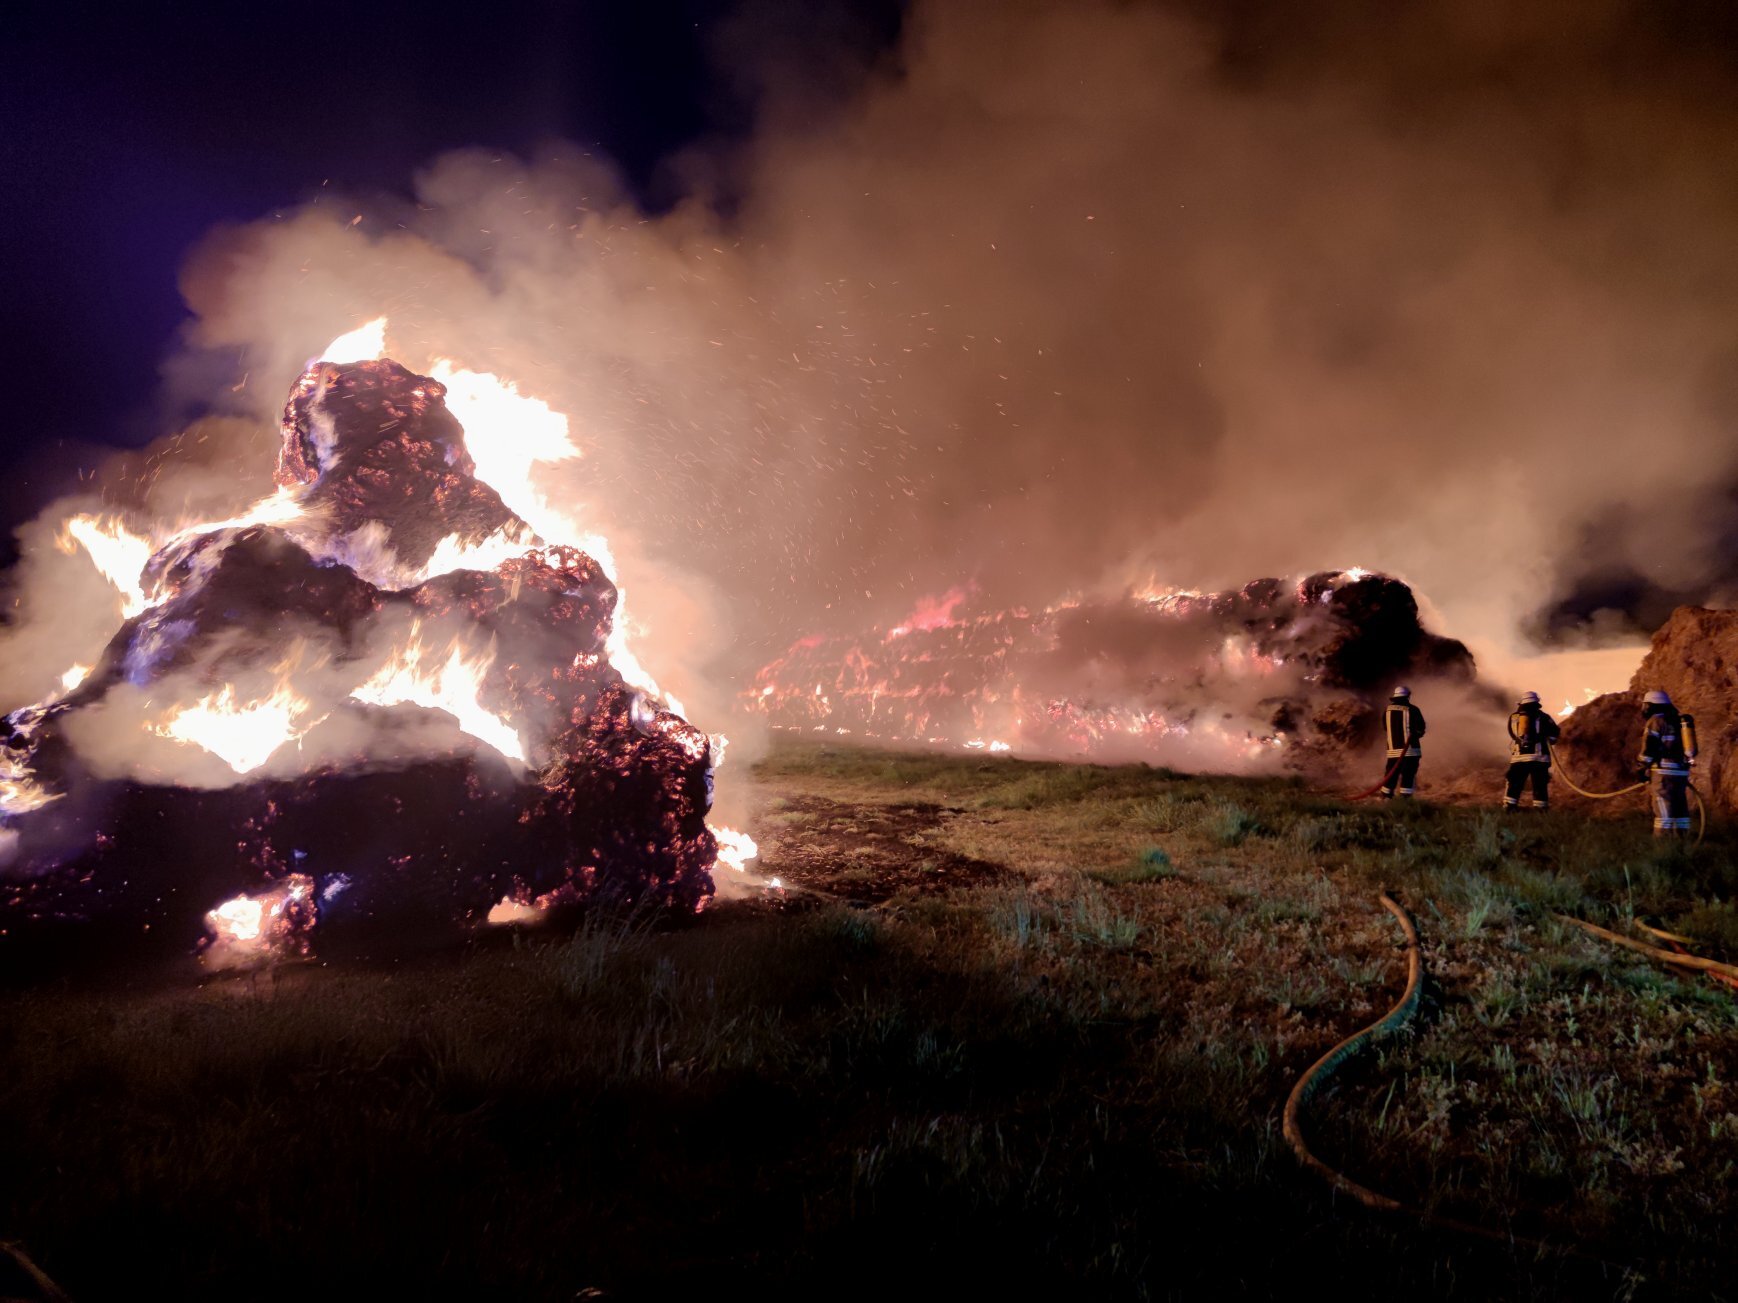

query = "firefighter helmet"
1391;685;1411;699
1518;691;1540;706
1644;690;1673;707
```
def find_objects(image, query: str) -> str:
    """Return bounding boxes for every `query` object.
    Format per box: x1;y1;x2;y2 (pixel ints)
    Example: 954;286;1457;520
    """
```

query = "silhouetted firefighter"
1637;689;1697;836
1504;690;1559;811
1380;685;1425;799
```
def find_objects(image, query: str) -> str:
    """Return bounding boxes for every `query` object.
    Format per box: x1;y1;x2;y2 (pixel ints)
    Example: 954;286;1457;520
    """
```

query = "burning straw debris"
748;571;1476;768
0;324;756;961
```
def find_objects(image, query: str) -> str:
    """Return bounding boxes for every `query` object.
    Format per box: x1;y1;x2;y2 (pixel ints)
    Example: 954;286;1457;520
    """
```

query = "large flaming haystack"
749;573;1474;766
1;355;718;958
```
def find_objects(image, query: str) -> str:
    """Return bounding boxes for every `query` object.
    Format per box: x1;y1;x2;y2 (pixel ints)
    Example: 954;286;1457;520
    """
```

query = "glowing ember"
486;896;545;925
202;874;316;967
57;664;91;696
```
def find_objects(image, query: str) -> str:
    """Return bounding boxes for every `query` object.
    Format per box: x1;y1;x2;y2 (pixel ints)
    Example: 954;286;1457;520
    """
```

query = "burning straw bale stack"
0;359;717;956
747;569;1475;766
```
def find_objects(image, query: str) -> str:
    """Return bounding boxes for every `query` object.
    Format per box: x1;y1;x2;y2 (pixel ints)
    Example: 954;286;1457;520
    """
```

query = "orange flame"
155;676;323;775
418;525;536;583
59;488;307;621
320;317;389;364
485;896;545;925
0;772;60;817
352;625;525;763
425;355;680;713
59;515;153;617
710;824;759;873
203;874;316;967
56;664;92;696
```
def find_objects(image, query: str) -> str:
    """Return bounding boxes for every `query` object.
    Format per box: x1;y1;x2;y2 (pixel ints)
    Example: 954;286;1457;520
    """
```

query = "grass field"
3;738;1736;1299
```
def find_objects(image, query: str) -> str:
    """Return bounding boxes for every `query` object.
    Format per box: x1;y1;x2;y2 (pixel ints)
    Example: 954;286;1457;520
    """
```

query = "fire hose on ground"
1547;743;1706;846
1554;913;1738;990
1637;921;1738;992
1328;757;1403;803
1282;892;1422;1212
0;1242;70;1302
1283;893;1619;1265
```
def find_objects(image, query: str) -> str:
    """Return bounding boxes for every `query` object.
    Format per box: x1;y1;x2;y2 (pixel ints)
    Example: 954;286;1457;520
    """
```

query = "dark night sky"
0;0;904;525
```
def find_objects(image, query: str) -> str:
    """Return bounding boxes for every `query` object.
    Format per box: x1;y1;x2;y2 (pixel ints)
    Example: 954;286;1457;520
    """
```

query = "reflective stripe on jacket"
1384;702;1426;758
1508;708;1559;765
1639;712;1691;776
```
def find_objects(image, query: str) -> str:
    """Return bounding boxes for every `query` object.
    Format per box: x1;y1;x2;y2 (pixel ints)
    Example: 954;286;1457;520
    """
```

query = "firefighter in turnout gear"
1504;690;1559;811
1637;689;1697;836
1380;685;1426;799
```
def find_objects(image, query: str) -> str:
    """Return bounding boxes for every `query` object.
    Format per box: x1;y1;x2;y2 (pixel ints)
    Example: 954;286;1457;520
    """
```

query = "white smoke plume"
8;0;1738;765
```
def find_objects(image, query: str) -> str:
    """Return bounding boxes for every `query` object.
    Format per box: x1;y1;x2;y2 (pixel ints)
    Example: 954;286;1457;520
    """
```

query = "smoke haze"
10;0;1738;741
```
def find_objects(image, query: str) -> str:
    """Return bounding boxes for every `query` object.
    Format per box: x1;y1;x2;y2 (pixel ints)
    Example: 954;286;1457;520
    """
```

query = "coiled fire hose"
1548;744;1706;845
1282;892;1422;1211
1283;895;1608;1262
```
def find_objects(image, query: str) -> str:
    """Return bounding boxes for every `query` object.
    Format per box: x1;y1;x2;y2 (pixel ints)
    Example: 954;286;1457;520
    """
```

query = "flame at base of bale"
203;874;317;969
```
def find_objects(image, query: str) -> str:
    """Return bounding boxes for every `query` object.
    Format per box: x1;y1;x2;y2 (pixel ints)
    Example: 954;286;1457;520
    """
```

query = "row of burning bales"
10;325;1709;968
743;571;1479;767
0;325;753;967
0;323;1505;968
742;568;1738;820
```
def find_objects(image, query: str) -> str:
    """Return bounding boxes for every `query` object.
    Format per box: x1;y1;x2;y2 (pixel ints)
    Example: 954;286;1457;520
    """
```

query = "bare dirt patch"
753;793;1010;903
